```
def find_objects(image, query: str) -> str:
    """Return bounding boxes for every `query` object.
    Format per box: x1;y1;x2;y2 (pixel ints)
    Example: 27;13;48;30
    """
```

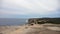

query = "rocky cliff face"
28;18;60;24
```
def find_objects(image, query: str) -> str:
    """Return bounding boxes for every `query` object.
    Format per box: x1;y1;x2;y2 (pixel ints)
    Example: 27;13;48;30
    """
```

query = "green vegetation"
28;18;60;24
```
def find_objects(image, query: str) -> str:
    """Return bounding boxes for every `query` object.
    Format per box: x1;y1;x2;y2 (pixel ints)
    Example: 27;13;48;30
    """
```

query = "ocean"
0;18;27;25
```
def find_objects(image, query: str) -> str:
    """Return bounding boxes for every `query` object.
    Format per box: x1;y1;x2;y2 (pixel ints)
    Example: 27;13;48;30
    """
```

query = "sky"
0;0;60;18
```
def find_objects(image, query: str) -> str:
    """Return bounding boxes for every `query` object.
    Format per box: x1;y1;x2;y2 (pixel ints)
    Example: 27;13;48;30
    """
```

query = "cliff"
28;18;60;24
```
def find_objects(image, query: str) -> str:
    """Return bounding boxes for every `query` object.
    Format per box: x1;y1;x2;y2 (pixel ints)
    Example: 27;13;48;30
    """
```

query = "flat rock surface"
0;24;60;34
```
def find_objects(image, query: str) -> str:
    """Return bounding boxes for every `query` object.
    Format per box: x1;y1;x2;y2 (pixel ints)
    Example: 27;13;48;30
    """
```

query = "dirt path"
2;25;43;34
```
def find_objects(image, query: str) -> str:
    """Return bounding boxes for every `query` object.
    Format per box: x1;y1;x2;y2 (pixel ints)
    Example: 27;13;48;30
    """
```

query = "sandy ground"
0;24;60;34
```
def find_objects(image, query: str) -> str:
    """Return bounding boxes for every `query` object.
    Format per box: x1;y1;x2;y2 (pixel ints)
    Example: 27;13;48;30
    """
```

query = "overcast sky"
0;0;60;18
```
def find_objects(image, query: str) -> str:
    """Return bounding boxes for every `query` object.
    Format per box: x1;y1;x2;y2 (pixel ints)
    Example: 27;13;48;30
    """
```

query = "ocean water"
0;18;27;25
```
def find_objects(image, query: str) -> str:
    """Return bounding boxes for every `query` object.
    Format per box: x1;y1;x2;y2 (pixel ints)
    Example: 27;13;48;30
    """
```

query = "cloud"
0;0;60;18
0;9;28;15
